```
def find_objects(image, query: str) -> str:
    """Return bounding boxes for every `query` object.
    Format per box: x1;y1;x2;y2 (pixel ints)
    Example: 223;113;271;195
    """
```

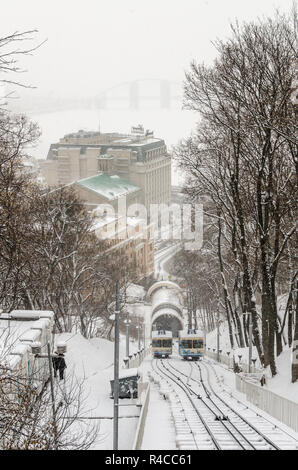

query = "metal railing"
235;374;298;433
205;350;263;374
123;346;151;369
132;382;150;450
205;350;298;433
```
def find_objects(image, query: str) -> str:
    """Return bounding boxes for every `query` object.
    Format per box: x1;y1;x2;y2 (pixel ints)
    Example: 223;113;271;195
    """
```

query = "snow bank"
265;347;298;404
206;292;298;404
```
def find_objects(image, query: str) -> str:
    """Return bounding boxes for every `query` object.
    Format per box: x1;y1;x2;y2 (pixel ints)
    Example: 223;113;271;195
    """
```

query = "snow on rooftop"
6;354;22;369
10;310;54;320
10;343;30;356
151;288;182;311
125;283;145;302
0;313;52;360
31;318;50;330
179;329;204;338
76;173;140;201
19;329;42;343
118;367;139;379
151;330;172;338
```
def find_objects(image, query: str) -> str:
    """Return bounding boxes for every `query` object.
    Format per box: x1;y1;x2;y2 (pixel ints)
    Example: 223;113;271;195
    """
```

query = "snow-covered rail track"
197;360;298;451
150;359;218;450
149;357;298;450
150;358;279;450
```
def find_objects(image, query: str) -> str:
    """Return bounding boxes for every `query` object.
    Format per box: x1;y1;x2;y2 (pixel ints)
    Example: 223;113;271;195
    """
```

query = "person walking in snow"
52;352;67;380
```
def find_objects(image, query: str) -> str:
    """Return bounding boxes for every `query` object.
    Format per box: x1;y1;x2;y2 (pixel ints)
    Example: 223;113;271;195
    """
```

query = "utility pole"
113;280;120;451
137;317;141;351
217;302;220;362
47;342;58;450
125;310;130;358
248;312;253;373
143;323;146;352
187;289;192;331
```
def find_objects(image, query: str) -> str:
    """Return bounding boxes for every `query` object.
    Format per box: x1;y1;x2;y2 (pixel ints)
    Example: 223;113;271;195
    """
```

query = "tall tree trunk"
217;215;236;348
232;182;263;360
291;281;298;383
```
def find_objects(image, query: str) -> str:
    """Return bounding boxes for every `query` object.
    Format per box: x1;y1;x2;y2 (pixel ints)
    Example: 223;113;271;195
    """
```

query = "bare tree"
0;359;98;450
175;11;297;376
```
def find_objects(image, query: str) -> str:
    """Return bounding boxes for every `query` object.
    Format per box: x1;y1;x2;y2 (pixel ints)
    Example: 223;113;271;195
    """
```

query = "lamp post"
143;323;146;352
248;312;253;373
136;319;142;364
124;310;131;358
137;318;141;351
113;280;120;451
217;302;220;363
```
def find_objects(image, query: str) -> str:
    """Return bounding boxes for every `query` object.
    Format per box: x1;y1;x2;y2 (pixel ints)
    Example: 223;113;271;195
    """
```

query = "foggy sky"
1;0;295;99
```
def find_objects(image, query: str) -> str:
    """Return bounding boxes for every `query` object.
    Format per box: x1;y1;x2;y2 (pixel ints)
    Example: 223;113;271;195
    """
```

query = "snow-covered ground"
206;316;298;404
155;242;181;281
140;356;177;450
202;357;298;443
265;347;298;403
54;332;141;449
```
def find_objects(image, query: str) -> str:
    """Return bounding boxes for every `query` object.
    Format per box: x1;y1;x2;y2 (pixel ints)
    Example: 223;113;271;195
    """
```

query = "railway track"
198;359;298;450
149;357;298;450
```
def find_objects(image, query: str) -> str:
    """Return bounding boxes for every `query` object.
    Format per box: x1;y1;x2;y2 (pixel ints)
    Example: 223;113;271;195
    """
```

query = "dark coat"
52;354;67;371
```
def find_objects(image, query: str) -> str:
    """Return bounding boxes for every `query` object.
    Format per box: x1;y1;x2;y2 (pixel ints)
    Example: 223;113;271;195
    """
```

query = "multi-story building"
92;211;155;280
40;127;171;211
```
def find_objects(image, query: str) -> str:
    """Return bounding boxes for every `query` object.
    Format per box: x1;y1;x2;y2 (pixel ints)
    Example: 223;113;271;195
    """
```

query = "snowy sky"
1;0;295;98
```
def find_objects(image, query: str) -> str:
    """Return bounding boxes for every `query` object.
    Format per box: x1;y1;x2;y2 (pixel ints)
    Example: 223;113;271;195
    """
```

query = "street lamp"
113;280;120;451
124;311;131;358
123;357;129;369
136;318;142;351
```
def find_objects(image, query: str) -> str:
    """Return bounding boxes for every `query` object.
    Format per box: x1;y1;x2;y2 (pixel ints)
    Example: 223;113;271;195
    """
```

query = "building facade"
92;212;155;280
40;128;171;211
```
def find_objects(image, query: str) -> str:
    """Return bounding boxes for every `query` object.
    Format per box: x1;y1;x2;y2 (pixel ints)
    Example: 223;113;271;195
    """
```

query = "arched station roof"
146;280;184;302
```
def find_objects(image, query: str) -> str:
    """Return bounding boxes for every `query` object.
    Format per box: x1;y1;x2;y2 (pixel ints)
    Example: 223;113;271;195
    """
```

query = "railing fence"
205;351;298;433
132;382;150;450
235;374;298;433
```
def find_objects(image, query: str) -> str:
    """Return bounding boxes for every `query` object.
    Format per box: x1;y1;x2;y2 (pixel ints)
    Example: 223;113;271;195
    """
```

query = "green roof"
75;173;141;201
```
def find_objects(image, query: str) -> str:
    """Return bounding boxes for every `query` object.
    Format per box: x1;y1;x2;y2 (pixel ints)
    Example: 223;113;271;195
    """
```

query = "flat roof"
179;330;204;338
47;137;166;160
152;330;172;338
75;173;141;201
